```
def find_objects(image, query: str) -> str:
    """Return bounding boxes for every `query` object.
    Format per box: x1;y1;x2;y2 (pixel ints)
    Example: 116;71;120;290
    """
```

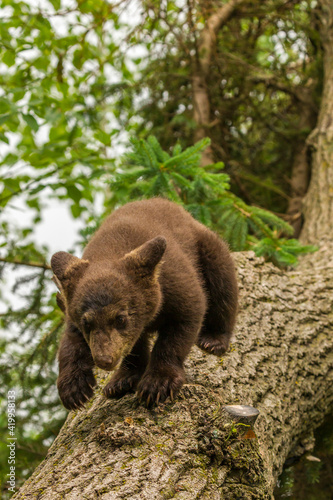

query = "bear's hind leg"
196;230;238;356
103;333;150;399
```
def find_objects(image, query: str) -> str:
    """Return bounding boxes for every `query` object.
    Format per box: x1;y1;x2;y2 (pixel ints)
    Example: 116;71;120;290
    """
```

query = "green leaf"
49;0;61;9
2;50;16;67
66;185;82;203
96;130;110;146
71;203;84;218
0;133;9;144
0;113;11;126
22;114;39;132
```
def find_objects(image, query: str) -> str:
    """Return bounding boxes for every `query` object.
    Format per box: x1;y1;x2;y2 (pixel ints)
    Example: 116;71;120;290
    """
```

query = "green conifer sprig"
110;136;316;267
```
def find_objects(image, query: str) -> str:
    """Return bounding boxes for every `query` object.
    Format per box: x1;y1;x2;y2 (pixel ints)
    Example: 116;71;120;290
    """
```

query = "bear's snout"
89;330;122;371
94;355;114;371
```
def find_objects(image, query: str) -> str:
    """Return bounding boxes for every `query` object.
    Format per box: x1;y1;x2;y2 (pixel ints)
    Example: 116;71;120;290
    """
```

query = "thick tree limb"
13;249;333;499
197;0;245;76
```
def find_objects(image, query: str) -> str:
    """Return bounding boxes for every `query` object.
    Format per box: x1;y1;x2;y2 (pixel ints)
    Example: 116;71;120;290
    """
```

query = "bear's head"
51;236;166;371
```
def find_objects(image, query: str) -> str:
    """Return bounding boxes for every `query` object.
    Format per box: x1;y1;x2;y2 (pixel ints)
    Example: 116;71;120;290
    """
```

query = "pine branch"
111;135;316;267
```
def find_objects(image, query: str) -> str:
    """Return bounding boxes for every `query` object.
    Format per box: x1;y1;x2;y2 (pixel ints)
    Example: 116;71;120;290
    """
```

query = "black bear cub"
51;198;238;409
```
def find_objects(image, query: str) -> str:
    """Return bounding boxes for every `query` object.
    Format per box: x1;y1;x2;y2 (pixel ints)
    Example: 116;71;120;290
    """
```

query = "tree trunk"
286;88;317;237
300;0;333;245
13;248;333;500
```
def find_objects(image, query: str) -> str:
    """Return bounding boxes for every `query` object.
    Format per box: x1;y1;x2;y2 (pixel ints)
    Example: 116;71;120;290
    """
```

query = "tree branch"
0;257;51;270
193;0;246;165
12;249;333;499
198;0;245;75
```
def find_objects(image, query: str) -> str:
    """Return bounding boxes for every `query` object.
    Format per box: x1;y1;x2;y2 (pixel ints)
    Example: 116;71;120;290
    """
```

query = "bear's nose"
95;356;114;371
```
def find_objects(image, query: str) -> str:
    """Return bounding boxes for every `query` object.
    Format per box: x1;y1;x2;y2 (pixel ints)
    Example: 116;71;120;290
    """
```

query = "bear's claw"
57;369;96;411
103;371;141;399
197;334;230;356
136;366;185;407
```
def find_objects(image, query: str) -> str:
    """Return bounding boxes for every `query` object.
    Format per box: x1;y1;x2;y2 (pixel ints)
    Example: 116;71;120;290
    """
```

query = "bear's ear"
122;236;166;279
51;252;89;288
56;292;66;313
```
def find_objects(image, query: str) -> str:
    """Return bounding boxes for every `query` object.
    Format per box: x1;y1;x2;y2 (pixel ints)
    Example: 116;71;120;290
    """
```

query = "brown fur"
51;198;238;409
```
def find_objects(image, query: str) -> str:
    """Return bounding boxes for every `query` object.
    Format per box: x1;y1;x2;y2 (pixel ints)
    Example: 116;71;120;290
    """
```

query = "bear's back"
83;198;203;263
107;198;198;235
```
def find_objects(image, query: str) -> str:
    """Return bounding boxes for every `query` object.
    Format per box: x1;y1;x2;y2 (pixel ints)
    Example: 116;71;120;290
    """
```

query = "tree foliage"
0;0;323;497
111;136;315;266
117;0;322;214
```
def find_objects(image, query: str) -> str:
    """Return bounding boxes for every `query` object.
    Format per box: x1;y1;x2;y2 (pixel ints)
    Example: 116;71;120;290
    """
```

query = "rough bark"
301;0;333;245
13;248;333;499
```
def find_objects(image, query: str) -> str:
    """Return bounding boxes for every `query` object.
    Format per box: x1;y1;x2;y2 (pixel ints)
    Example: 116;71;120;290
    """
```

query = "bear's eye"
82;317;93;332
115;315;127;330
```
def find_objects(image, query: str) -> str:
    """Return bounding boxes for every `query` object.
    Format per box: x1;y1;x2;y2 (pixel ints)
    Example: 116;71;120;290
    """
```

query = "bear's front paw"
103;370;142;399
136;365;185;407
57;369;96;410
